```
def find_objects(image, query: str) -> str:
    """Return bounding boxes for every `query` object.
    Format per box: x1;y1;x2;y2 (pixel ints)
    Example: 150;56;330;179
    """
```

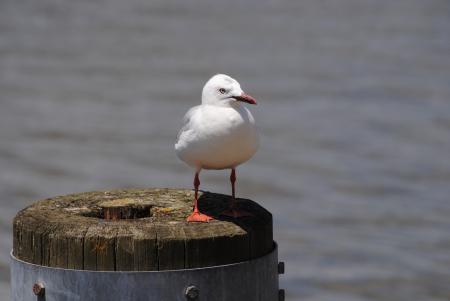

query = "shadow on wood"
13;188;273;271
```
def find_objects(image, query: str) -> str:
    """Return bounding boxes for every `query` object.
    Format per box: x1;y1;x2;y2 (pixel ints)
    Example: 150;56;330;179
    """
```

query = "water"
1;0;450;300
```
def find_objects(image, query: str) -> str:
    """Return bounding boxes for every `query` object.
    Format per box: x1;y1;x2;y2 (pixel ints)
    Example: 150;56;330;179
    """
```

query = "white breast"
175;104;259;170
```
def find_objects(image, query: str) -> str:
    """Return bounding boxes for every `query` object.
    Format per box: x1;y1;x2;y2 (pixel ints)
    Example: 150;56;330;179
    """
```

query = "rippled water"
1;0;450;300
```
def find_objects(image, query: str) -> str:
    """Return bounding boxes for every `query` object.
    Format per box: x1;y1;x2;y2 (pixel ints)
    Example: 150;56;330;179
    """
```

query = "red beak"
232;93;257;105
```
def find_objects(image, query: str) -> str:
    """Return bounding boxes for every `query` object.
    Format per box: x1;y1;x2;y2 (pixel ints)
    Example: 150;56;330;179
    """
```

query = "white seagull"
175;74;259;222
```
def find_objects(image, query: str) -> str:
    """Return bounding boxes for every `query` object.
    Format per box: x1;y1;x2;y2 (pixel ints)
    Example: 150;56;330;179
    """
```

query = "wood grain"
13;188;273;271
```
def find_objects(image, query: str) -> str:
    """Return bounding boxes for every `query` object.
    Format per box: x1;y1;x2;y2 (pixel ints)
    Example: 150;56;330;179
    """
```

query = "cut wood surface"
13;188;273;271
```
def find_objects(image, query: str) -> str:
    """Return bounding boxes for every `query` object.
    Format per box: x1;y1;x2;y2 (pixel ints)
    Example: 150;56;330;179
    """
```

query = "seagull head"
201;74;257;107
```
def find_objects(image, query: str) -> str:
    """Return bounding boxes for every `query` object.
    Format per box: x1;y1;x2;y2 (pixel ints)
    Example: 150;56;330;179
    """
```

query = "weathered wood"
100;198;152;220
13;188;273;271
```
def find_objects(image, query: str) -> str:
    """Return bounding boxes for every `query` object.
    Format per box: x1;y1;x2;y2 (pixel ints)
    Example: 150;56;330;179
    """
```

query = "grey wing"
175;106;200;145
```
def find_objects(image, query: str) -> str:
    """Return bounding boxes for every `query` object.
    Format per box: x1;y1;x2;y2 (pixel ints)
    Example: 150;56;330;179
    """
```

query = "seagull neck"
202;100;241;109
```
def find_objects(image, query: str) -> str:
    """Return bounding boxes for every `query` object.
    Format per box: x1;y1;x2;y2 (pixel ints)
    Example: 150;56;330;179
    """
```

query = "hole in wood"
98;198;153;220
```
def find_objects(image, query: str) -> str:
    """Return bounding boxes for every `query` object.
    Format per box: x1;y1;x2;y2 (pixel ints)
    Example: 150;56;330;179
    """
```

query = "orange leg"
231;168;236;199
221;168;252;218
187;171;213;222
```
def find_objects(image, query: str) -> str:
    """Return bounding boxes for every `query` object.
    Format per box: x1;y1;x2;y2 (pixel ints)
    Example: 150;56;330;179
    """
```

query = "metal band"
11;243;279;301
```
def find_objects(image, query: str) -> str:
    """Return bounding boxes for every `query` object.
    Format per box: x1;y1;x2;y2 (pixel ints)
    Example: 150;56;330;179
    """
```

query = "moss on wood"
13;188;273;271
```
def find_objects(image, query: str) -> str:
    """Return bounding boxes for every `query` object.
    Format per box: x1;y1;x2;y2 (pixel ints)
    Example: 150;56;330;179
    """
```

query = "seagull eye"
218;88;226;94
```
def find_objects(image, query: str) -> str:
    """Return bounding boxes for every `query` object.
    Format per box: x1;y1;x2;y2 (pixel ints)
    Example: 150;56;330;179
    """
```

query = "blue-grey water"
1;0;450;300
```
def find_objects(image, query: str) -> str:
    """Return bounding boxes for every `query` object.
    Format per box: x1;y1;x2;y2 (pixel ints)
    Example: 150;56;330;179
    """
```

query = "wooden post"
11;188;279;301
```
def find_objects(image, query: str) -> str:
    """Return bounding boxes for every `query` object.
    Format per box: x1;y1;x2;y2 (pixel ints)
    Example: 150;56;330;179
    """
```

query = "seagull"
175;74;259;222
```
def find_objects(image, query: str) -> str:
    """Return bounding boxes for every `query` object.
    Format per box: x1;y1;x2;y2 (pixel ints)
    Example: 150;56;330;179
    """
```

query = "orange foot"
186;211;214;222
221;208;253;218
